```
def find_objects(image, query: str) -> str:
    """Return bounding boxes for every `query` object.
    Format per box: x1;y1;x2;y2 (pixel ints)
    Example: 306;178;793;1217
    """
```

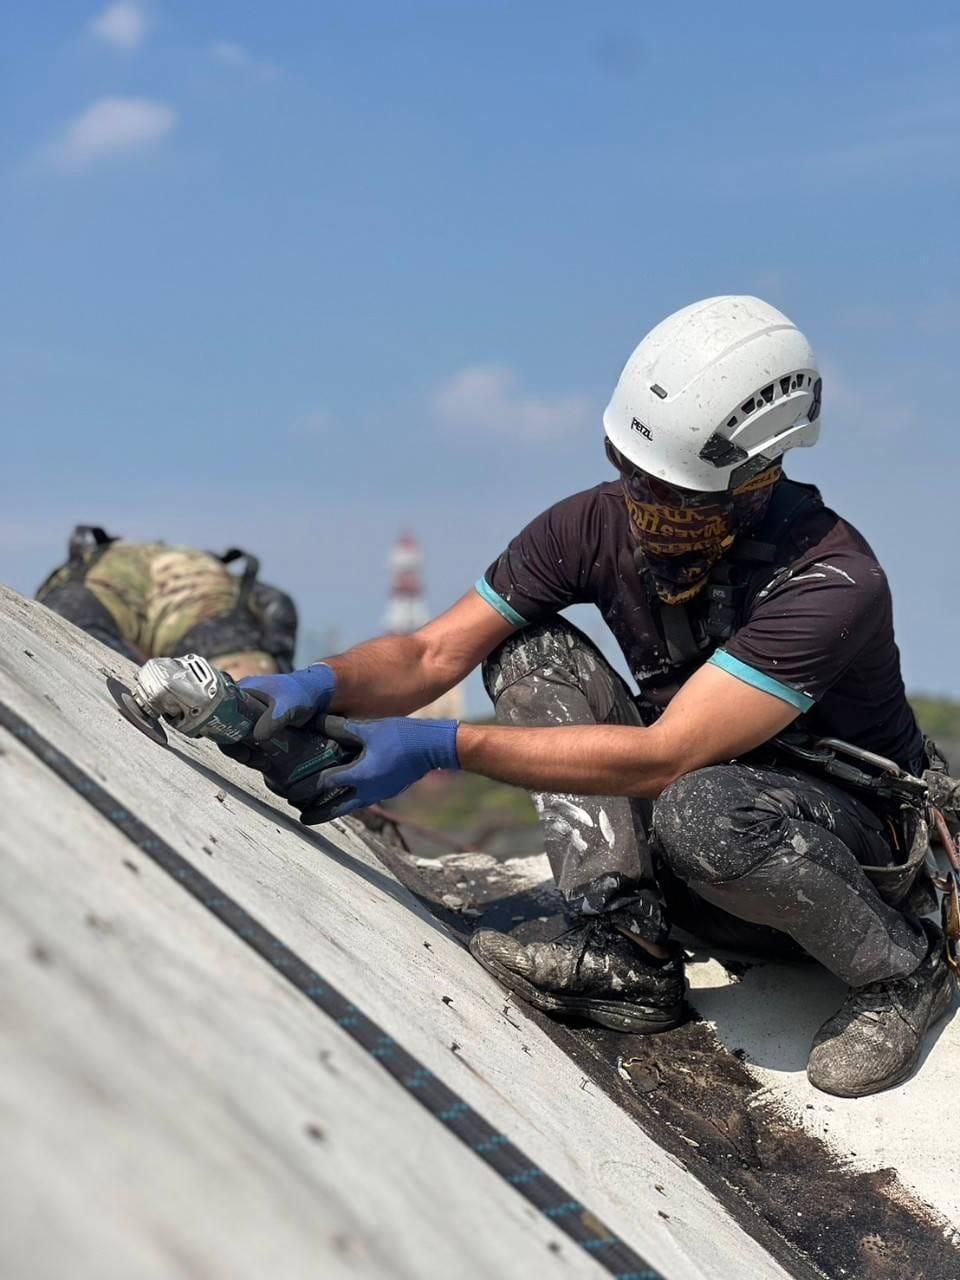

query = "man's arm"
456;661;800;797
237;588;515;743
324;590;516;716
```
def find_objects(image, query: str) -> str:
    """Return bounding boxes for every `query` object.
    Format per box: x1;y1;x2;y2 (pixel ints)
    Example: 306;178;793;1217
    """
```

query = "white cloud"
48;97;176;172
90;2;148;51
433;365;592;442
211;41;278;80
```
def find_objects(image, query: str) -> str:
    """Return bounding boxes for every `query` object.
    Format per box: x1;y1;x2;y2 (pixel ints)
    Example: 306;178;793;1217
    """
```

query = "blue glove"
238;663;337;743
286;715;460;823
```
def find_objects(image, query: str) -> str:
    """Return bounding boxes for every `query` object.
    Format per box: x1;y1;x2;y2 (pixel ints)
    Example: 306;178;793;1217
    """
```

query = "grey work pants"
482;619;928;986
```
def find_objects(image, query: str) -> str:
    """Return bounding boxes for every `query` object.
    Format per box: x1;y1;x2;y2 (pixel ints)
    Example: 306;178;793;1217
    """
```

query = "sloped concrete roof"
0;585;794;1280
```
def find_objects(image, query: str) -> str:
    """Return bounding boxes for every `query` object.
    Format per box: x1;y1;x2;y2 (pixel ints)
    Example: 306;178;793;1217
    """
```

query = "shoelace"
837;972;919;1026
545;919;673;983
542;920;615;978
839;987;889;1024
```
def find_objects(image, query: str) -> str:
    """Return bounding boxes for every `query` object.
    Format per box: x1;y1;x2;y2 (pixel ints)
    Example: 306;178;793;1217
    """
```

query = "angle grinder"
107;654;350;798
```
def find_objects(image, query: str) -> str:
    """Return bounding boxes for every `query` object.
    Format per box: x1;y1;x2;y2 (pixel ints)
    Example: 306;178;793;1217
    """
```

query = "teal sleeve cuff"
709;650;815;713
474;578;527;628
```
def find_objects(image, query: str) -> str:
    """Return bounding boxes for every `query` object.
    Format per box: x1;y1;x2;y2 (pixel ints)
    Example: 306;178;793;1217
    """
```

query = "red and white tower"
383;532;429;634
384;531;465;720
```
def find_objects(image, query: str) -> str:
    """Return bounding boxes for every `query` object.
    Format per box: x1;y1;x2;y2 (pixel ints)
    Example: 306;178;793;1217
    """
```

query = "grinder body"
131;654;348;790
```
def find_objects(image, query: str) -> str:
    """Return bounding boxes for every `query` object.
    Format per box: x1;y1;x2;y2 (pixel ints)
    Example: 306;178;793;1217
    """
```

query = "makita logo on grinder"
630;417;652;441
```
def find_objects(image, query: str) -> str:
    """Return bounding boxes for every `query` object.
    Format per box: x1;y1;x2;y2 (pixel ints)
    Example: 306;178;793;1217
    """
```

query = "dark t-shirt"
479;480;923;770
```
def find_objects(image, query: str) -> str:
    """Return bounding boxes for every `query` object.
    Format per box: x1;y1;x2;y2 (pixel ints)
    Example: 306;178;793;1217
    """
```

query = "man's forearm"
455;722;681;799
453;661;796;800
315;589;513;718
324;633;454;716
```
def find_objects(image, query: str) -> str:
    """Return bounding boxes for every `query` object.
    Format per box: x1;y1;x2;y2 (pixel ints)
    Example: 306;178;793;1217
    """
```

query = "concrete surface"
0;584;795;1280
687;947;960;1232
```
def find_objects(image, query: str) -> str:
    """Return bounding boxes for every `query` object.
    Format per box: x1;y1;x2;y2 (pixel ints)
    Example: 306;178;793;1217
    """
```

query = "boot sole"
809;974;956;1099
469;936;684;1034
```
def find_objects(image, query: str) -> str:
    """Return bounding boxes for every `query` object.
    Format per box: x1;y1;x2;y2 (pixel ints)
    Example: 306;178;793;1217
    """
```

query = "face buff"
623;465;782;604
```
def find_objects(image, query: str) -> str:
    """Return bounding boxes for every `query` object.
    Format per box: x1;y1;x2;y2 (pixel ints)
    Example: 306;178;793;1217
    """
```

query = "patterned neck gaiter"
625;466;782;605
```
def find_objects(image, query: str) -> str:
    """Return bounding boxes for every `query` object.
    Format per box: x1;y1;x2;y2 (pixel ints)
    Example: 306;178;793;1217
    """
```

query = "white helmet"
603;296;821;493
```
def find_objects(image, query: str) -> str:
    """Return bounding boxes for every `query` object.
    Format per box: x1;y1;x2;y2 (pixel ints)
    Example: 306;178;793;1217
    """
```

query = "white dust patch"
599;809;616;849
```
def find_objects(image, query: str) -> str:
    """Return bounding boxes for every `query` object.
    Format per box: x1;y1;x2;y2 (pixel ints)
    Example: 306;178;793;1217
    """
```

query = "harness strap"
659;604;701;664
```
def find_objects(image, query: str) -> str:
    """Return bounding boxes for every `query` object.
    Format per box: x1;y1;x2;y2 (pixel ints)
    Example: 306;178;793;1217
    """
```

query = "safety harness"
773;735;960;973
641;478;825;669
637;484;960;963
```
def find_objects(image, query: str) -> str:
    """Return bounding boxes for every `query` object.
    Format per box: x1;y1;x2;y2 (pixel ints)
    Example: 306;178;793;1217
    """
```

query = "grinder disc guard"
106;676;169;747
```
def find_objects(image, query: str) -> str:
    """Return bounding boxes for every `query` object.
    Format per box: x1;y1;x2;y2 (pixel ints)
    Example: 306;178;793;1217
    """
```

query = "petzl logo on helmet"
630;417;653;441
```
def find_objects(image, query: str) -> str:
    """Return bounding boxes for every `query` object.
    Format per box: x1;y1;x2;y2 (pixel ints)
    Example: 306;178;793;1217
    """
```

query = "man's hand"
216;734;333;800
238;663;337;742
285;715;460;824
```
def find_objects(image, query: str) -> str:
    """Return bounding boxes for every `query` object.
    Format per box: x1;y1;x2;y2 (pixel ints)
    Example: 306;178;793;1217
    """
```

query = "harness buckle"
770;733;931;810
814;737;930;805
704;581;739;640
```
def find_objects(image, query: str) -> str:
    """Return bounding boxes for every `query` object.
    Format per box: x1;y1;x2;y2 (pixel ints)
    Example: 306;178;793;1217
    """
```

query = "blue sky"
2;1;958;708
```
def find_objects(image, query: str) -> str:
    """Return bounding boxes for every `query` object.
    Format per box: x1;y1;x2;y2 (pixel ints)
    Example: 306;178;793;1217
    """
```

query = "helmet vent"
717;369;816;451
650;383;668;399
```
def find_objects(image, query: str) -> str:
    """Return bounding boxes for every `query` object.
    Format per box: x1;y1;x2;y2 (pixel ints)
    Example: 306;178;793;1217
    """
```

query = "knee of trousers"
653;766;786;885
481;617;592;709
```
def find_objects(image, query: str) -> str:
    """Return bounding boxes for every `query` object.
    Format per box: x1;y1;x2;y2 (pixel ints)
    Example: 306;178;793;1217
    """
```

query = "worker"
234;297;955;1098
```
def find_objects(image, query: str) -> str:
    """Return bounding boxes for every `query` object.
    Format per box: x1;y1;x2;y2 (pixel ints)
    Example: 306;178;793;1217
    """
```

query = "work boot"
807;920;956;1097
469;919;685;1032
